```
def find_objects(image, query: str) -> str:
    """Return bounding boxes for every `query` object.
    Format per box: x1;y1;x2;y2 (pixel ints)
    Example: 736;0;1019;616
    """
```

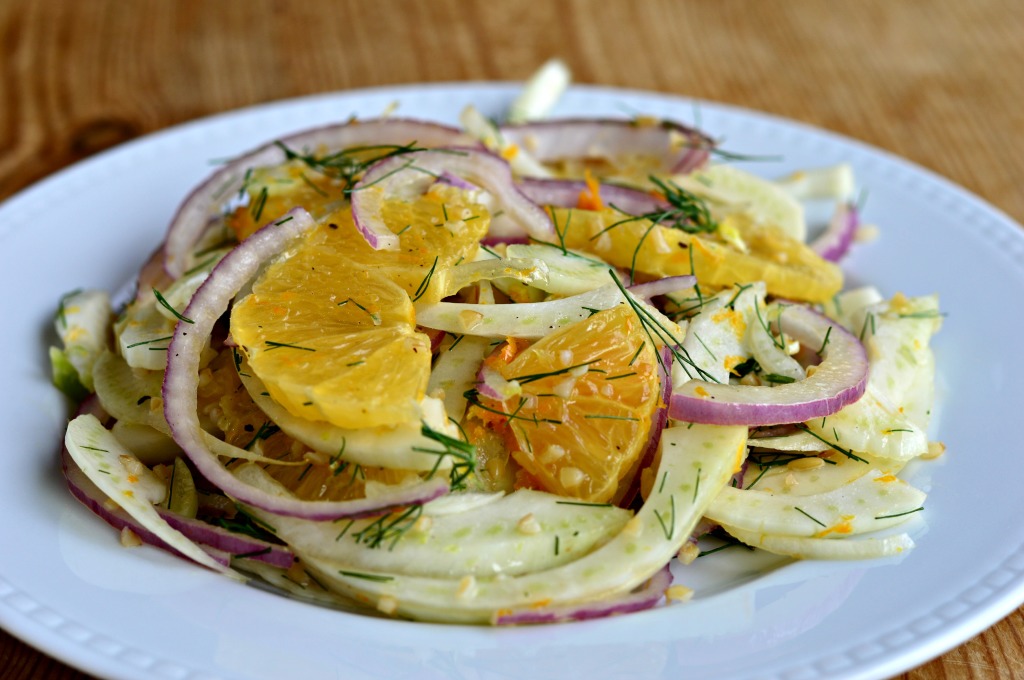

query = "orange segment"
320;183;490;304
230;233;431;430
196;348;416;502
486;305;660;503
231;165;490;304
227;160;343;240
554;207;842;303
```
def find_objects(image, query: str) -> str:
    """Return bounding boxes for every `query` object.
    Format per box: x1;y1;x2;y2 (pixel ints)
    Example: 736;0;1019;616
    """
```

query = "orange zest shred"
814;516;855;538
576;169;605;211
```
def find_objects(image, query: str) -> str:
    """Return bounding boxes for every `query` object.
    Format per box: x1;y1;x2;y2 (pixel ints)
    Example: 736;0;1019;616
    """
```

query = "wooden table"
2;1;1022;678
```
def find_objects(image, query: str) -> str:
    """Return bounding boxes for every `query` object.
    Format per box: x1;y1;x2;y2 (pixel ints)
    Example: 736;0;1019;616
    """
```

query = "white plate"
2;83;1023;680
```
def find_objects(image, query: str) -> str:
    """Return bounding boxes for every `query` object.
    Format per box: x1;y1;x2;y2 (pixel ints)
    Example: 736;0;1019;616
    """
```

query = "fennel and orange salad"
50;73;943;625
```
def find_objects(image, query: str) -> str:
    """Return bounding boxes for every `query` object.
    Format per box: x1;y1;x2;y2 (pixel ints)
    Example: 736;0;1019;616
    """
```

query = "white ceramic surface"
2;83;1022;680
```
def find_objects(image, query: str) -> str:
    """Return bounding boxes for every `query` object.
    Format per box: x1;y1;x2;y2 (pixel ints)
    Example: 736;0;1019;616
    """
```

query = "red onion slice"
627;275;698;301
811;202;859;262
516;177;667;215
475;364;522;401
669;304;868;426
498;118;714;176
62;447;293;569
162;208;450;519
164;119;473;277
350;147;553;250
493;563;672;625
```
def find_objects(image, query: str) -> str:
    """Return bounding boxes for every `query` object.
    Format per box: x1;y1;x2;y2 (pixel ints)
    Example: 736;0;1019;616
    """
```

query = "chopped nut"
539;445;566;464
788;456;825;471
923;441;947;460
119;527;143;548
516;513;542;535
855;224;880;243
458;310;485;331
665;585;693;602
677;542;700;565
376;596;399;615
559;466;586;489
303;449;328;465
118;454;146;479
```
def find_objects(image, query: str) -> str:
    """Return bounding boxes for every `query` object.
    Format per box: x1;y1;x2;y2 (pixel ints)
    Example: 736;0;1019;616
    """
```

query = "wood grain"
2;1;1022;678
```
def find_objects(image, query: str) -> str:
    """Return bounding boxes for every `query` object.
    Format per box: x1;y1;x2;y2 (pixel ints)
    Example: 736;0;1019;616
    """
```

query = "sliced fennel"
722;525;913;560
65;414;237;576
503;244;615;295
115;299;178;370
237;362;458;472
677;285;759;387
293;423;746;623
805;294;941;462
415;283;626;339
675;164;807;241
52;289;111;391
506;58;572;124
92;350;304;467
707;469;925;537
426;334;490;422
775;164;856;202
240;467;631;578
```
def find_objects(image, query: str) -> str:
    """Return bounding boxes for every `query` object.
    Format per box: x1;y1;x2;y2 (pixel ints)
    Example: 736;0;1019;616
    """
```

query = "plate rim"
2;80;1023;680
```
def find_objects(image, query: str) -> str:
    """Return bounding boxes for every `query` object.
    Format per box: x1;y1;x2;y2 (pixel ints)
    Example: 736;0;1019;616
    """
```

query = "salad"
51;66;943;625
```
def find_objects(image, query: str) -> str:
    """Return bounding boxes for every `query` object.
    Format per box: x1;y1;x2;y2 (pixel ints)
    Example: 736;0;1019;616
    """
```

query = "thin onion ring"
162;208;450;520
164;119;474;276
669;304;868;426
350;147;554;250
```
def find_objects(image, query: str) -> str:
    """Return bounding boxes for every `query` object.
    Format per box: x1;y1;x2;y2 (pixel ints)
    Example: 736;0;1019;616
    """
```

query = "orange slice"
230;233;431;430
554;207;842;303
485;305;661;503
319;183;490;304
227;160;343;240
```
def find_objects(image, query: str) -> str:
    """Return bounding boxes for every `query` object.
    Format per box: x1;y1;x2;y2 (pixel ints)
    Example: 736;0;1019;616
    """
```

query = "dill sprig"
875;506;924;520
607;272;719;383
265;340;317;352
654;495;677;540
337;297;382;324
242;421;281;451
338;570;393;582
55;288;84;329
152;288;194;324
274;140;428;193
793;424;868;463
212;507;280;543
352;505;424;551
463;388;564;426
794;506;826;527
415;423;477;490
508;358;601;385
125;335;174;349
412;257;439;302
599;175;717;244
